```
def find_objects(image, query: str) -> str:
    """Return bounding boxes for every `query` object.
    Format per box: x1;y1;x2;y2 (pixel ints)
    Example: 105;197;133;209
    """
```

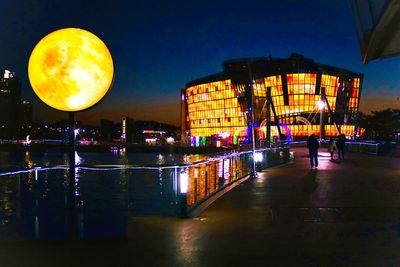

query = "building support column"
320;87;326;140
266;87;271;147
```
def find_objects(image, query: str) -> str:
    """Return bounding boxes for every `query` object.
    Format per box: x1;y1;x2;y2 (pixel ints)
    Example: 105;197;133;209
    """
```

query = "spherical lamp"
28;28;114;112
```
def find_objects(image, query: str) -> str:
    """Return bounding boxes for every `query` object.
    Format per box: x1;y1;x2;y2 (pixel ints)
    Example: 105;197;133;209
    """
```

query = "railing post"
176;167;188;218
214;160;217;191
173;167;178;215
229;158;232;182
218;160;224;188
220;158;225;187
233;156;237;180
194;166;198;203
205;164;209;196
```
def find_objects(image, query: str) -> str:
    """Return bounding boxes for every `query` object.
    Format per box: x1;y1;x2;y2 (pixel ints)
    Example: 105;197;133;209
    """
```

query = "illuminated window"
186;71;361;141
186;80;247;138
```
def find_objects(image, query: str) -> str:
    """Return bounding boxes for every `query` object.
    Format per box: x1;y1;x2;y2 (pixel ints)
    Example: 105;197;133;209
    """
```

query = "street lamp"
28;28;114;239
249;80;257;178
317;100;325;110
317;87;326;140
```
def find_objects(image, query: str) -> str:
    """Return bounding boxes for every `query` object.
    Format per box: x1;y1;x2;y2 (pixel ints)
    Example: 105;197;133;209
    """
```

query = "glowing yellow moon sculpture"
28;28;114;112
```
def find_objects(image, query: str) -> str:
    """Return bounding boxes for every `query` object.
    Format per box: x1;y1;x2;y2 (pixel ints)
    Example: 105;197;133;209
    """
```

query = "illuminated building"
181;54;364;146
143;130;166;145
122;117;135;142
0;70;21;136
121;118;179;144
0;70;32;138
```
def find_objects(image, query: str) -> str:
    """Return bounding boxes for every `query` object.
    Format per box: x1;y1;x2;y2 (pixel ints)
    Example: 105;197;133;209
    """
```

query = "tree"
359;108;400;140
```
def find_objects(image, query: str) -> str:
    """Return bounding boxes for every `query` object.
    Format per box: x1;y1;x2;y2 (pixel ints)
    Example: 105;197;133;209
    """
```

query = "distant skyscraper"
122;117;136;142
0;70;33;138
0;70;22;137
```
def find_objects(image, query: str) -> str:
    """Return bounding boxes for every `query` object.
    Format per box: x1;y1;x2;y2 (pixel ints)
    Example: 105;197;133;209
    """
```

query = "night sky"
1;0;399;126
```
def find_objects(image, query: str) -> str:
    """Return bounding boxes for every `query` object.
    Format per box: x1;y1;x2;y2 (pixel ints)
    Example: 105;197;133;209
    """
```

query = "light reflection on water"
0;149;288;240
25;151;33;169
157;154;166;165
0;150;202;171
75;151;83;166
0;168;158;240
0;151;205;240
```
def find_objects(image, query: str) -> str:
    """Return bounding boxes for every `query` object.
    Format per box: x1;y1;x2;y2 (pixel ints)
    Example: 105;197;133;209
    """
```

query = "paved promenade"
2;147;400;266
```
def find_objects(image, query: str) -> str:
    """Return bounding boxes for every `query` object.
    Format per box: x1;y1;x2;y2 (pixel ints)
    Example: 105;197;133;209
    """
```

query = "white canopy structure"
352;0;400;63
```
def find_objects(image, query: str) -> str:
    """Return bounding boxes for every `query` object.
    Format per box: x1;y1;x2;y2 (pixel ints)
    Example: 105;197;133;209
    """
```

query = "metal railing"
345;141;398;155
174;147;290;217
345;141;380;155
0;147;290;220
296;140;395;156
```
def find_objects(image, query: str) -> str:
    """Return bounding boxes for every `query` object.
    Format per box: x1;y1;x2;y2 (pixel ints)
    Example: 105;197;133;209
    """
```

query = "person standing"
328;138;337;159
337;134;346;160
307;134;320;169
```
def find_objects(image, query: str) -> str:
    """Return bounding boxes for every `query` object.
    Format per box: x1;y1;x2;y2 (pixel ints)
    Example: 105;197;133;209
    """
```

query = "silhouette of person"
337;134;346;160
328;137;337;159
307;134;320;169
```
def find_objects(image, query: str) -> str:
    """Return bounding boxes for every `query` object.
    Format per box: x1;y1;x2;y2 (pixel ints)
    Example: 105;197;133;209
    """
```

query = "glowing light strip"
0;166;68;177
0;147;289;176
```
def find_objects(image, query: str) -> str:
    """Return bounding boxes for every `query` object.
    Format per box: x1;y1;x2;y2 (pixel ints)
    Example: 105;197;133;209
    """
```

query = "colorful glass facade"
181;54;363;145
186;80;247;144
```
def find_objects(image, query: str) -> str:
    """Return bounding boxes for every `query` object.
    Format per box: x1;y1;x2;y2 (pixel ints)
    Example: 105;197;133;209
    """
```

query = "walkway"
2;147;400;266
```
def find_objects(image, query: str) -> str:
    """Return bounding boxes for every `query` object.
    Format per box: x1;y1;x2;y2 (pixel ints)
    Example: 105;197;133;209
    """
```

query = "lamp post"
68;112;77;237
249;80;257;178
319;87;326;140
266;87;271;147
28;28;114;239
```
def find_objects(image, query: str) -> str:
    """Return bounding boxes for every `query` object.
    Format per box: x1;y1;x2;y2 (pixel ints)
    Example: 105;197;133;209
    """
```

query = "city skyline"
1;0;400;126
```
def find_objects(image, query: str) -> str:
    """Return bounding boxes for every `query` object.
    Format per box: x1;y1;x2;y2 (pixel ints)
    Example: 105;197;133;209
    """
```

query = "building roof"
186;53;363;88
186;72;228;88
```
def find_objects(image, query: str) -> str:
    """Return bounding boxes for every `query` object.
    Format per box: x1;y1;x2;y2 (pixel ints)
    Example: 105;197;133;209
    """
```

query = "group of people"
306;134;346;169
328;135;346;160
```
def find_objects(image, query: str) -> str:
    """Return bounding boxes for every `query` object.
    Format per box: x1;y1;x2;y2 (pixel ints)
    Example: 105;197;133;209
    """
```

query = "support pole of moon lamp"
68;111;77;239
28;28;114;239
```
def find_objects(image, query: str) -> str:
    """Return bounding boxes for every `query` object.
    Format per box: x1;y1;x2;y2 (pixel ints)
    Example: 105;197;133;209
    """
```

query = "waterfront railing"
0;147;290;221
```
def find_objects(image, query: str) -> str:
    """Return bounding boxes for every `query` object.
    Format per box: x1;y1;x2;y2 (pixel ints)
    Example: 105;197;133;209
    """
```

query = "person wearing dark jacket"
307;134;320;169
337;134;346;160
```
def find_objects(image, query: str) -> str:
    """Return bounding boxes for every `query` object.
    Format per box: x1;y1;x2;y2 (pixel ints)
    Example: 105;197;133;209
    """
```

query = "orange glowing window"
321;74;339;97
254;80;266;97
353;78;360;89
287;73;316;95
186;79;248;137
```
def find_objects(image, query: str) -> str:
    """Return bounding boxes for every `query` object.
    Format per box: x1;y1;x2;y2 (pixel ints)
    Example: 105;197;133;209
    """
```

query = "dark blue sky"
1;0;399;126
